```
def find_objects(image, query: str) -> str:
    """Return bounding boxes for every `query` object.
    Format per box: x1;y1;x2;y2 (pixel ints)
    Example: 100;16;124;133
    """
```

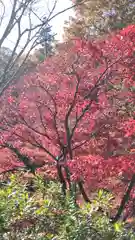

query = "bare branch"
0;0;5;27
0;0;85;96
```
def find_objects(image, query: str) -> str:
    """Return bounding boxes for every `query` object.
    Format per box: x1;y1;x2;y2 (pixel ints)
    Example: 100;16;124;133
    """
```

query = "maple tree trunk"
112;174;135;223
72;182;77;204
66;144;90;201
78;181;91;203
56;163;67;196
64;166;72;193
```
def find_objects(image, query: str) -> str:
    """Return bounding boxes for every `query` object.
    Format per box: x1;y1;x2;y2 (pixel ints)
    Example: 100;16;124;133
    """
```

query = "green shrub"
0;173;135;240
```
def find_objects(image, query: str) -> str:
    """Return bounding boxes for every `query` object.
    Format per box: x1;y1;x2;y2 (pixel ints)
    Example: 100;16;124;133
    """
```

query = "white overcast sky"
50;0;74;40
39;0;74;40
0;0;74;50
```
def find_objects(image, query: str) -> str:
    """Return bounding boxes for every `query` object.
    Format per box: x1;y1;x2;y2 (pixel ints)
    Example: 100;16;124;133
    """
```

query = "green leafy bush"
0;173;135;240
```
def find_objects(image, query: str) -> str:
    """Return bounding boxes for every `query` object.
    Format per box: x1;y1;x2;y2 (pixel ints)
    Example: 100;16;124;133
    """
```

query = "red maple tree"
0;25;135;220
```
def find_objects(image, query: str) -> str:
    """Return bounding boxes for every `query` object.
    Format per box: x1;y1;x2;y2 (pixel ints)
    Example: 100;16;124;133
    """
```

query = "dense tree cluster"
0;0;135;226
0;24;135;221
64;0;135;39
